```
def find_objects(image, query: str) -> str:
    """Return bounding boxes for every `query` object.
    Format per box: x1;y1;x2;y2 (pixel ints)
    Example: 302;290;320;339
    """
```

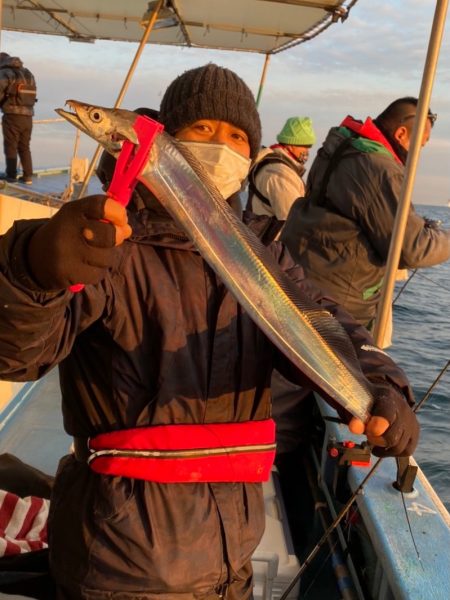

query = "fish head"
56;100;139;157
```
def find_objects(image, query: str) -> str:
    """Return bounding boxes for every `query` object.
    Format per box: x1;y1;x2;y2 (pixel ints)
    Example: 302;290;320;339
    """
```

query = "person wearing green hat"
246;116;316;220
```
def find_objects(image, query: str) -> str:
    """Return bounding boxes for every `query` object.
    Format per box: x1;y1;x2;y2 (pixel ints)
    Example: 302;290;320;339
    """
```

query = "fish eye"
89;109;104;123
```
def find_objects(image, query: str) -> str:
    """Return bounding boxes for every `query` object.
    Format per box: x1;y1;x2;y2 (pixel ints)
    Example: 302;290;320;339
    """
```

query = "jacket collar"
340;116;403;164
270;143;300;164
128;193;244;250
268;144;306;175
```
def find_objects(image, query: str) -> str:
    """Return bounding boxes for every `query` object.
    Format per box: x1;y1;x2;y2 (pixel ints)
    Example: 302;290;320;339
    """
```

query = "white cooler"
252;468;301;600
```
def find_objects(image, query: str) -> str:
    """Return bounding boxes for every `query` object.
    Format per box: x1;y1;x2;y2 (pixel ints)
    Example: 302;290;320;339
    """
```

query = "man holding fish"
0;64;419;599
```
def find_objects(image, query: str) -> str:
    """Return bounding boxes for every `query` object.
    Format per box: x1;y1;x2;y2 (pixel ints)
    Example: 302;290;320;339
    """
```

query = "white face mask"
179;141;251;200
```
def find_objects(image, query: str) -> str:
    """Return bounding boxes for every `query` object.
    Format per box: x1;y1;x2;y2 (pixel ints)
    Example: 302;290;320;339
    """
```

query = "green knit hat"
276;117;316;146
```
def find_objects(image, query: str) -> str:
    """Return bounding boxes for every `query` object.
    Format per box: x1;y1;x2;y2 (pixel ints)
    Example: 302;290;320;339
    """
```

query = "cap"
276;116;316;146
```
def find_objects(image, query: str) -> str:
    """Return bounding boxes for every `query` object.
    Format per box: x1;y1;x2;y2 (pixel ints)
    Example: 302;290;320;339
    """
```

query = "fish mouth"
56;102;93;138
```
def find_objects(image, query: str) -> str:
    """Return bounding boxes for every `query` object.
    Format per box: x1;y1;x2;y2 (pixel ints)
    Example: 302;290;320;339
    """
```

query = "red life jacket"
80;419;276;483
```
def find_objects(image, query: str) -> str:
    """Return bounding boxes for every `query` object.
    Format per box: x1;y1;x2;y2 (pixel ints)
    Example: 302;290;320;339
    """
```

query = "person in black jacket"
0;52;36;184
281;98;450;343
0;64;420;599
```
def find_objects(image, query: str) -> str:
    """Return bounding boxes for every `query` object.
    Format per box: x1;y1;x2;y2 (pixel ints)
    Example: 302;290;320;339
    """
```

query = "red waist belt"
86;419;276;483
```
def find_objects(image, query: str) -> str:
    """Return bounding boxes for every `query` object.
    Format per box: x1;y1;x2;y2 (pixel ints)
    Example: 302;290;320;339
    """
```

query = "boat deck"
0;168;103;209
0;370;70;477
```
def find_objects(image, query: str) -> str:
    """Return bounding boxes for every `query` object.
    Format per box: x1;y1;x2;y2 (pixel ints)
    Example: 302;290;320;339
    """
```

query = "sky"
1;0;449;205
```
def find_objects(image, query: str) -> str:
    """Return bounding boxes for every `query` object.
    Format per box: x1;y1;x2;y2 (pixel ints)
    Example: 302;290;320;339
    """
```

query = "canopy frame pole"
255;54;271;108
373;0;449;347
77;0;165;199
0;3;3;45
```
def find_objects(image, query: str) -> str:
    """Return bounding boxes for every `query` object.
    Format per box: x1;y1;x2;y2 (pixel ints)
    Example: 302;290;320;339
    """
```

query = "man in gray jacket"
281;97;450;338
0;52;36;184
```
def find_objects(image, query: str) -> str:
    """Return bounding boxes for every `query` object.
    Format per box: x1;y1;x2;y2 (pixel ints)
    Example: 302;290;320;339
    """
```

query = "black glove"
370;383;420;457
27;195;120;290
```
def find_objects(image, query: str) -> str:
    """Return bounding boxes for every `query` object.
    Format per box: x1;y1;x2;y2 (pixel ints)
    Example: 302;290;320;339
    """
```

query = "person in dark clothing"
0;52;36;184
0;65;420;599
281;97;450;345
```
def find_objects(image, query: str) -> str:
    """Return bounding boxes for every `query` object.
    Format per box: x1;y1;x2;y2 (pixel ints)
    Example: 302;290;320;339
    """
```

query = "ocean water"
387;204;450;511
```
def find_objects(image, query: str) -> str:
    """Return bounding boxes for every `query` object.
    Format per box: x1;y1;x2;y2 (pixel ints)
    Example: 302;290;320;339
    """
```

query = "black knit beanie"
159;63;262;159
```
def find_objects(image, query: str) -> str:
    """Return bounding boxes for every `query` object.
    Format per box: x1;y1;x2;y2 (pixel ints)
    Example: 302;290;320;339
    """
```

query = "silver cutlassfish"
56;100;375;421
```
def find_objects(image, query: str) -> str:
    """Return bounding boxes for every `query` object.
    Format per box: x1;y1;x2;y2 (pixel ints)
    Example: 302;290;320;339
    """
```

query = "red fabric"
90;419;275;451
0;490;48;556
89;450;275;483
88;419;276;483
269;143;286;151
269;143;298;162
340;116;402;164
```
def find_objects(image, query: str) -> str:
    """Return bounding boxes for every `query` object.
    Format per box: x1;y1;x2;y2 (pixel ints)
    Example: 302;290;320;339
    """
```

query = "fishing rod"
393;268;450;305
300;453;359;600
278;358;450;600
414;270;450;295
392;269;418;305
415;358;450;413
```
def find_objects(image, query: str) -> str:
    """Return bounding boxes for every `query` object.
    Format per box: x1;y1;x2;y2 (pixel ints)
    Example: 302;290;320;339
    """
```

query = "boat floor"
0;370;70;477
0;169;103;207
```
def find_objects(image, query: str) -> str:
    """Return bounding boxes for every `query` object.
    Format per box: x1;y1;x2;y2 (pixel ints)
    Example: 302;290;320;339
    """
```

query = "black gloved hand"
368;383;420;457
27;195;131;290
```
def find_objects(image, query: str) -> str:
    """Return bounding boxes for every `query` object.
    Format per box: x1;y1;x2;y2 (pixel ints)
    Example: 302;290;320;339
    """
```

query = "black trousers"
2;112;33;178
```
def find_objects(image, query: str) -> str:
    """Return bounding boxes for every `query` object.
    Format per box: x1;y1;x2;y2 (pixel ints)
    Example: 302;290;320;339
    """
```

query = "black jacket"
282;124;450;326
0;204;414;595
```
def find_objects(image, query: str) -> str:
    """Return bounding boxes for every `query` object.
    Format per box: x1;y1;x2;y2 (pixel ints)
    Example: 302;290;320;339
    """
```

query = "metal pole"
77;0;164;198
255;54;271;108
373;0;449;347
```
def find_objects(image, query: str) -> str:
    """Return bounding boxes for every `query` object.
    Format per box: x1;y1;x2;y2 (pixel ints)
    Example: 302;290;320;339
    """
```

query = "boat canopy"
1;0;357;53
